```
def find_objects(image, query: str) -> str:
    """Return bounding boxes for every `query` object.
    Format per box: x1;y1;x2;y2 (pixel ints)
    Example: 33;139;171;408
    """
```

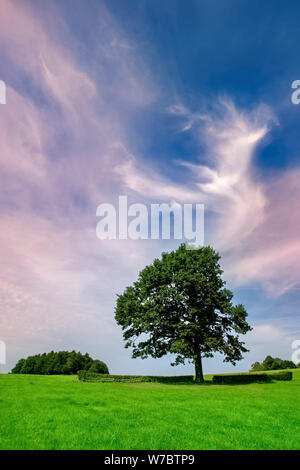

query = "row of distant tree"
251;355;300;371
11;351;109;375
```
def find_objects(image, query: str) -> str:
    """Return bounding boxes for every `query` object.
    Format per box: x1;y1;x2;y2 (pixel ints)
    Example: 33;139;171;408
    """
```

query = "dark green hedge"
77;371;194;384
213;371;293;384
212;374;271;385
268;371;293;381
78;370;293;384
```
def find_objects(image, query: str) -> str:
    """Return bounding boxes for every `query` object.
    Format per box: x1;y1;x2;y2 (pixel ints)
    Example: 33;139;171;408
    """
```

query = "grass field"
1;370;300;450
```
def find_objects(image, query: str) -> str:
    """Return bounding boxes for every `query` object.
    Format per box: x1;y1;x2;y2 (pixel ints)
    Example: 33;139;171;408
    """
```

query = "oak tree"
115;244;251;382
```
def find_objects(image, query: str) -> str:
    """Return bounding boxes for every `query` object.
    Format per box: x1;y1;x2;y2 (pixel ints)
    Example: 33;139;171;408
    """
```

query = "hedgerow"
212;374;270;385
77;371;194;383
78;370;293;384
212;371;293;384
268;371;293;381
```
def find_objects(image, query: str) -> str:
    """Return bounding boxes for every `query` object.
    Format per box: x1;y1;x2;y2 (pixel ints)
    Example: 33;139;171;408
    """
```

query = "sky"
1;0;300;374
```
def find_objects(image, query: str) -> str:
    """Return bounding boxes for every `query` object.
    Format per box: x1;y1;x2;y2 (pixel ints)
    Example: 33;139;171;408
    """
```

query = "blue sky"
58;0;300;169
1;0;300;374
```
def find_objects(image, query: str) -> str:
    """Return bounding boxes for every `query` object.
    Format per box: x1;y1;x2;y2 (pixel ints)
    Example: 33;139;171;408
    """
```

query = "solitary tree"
115;244;252;382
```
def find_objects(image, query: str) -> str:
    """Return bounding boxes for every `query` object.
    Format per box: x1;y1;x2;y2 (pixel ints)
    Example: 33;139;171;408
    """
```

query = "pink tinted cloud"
226;168;300;293
1;0;299;375
0;0;158;353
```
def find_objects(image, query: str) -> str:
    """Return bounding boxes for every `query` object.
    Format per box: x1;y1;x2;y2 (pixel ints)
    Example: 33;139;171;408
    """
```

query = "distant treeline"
251;355;299;371
11;351;109;375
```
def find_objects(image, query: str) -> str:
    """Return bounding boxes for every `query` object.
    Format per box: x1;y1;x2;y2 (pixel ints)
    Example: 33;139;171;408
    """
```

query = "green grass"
1;370;300;450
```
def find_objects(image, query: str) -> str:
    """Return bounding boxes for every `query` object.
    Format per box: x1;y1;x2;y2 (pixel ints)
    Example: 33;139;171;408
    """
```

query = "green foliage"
213;371;293;384
11;358;26;374
11;351;109;375
88;360;109;374
115;244;251;382
77;370;194;383
279;361;296;369
251;355;297;371
268;371;293;381
250;361;264;371
213;374;270;385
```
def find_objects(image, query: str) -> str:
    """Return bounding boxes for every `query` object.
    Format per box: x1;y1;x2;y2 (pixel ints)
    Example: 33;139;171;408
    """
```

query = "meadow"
0;370;300;450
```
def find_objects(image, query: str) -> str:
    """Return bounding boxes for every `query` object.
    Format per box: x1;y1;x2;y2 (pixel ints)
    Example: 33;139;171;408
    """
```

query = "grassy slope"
0;370;300;450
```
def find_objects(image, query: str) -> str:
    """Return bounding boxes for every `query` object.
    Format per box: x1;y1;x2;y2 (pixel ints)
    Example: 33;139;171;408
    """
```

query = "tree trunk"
195;352;204;383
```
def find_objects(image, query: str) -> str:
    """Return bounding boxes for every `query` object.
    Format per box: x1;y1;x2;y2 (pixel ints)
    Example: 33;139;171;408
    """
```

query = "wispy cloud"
1;0;299;373
0;0;158;363
117;97;300;295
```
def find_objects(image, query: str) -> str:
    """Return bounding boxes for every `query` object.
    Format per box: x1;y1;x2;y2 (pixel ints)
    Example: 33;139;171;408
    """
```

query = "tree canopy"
251;355;298;371
11;351;109;375
115;244;251;382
